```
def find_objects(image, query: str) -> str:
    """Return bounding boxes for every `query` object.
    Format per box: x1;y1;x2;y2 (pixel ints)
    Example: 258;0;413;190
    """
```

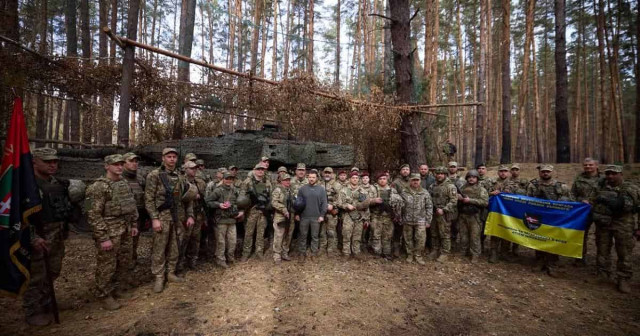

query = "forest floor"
1;163;640;336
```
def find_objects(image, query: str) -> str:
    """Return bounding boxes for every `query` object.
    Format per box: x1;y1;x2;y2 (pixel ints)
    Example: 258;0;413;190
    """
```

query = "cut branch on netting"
103;28;444;117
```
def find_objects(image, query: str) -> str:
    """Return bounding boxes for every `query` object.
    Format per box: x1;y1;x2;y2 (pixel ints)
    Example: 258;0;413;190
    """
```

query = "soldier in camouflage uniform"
206;172;244;268
527;164;572;277
337;171;371;259
319;167;342;256
291;163;309;195
23;148;73;326
122;152;146;265
391;164;411;257
145;148;195;293
570;158;601;265
447;162;466;190
271;174;294;263
504;163;529;257
370;173;401;259
400;174;433;265
86;154;139;311
486;165;515;263
360;172;377;251
181;161;207;269
240;162;272;261
428;167;458;262
277;166;288;184
457;170;489;263
476;163;490;251
588;165;637;293
337;169;349;188
195;159;212;183
419;164;435;191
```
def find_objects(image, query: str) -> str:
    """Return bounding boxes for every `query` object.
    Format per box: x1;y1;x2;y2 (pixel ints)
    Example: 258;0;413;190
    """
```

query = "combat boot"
436;254;448;263
427;250;438;260
153;277;164;293
282;253;291;261
102;295;121;311
26;313;52;326
618;279;631;293
187;259;197;270
545;267;558;278
167;273;185;283
240;255;249;263
215;259;229;269
254;251;264;260
405;255;414;264
415;256;426;265
113;288;133;299
488;249;498;264
470;255;479;264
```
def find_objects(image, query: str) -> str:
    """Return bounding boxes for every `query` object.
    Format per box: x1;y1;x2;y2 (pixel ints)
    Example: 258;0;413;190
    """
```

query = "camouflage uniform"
205;182;240;264
458;182;489;257
526;176;572;273
571;172;601;261
318;176;342;254
391;175;411;255
508;176;530;196
429;176;458;256
589;176;637;281
86;177;138;298
271;182;294;261
145;165;194;279
370;184;401;256
182;175;207;267
23;174;72;317
122;168;146;263
240;173;272;258
360;182;377;250
400;183;433;261
337;184;370;256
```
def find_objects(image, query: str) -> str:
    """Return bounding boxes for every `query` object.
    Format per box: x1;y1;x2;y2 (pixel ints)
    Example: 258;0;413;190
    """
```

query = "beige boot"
415;256;426;265
102;295;121;311
436;254;449;263
167;272;185;283
153;277;164;293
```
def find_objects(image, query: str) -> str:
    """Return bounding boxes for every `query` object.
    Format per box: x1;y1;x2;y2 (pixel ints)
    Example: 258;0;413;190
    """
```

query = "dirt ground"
1;163;640;336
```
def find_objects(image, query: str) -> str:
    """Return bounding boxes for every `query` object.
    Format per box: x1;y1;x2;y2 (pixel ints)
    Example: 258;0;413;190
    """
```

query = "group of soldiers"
23;148;638;327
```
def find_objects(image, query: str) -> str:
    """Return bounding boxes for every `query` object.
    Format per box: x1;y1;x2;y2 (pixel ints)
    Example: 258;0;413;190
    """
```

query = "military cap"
228;165;238;170
498;164;509;171
195;159;205;165
217;167;228;173
351;167;360;172
184;153;197;162
448;161;458;167
409;173;421;180
277;166;287;173
122;152;139;161
32;148;59;161
323;167;334;173
296;163;306;170
261;156;270;162
254;162;268;170
162;147;178;156
375;172;387;181
399;164;410;170
604;165;623;173
476;163;487;169
104;154;125;165
183;161;197;169
280;173;292;180
434;166;448;174
338;169;347;175
349;171;360;178
223;171;236;179
361;171;369;177
539;164;554;172
510;163;521;170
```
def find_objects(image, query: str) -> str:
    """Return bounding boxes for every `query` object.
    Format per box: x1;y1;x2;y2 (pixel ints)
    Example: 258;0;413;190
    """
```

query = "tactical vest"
592;180;624;217
100;178;138;218
432;181;453;208
459;184;482;214
530;180;565;201
37;177;72;224
123;170;145;209
373;185;393;214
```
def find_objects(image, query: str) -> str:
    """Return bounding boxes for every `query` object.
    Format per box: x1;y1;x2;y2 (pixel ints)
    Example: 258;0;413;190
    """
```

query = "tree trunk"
35;0;48;146
282;0;291;78
307;0;314;73
110;0;117;64
117;0;141;146
250;0;264;76
259;7;268;78
500;0;512;163
55;100;63;142
334;0;341;87
636;3;640;162
98;0;112;144
173;0;197;139
389;0;426;169
227;0;236;69
383;0;393;93
271;0;278;79
475;0;487;165
554;0;570;162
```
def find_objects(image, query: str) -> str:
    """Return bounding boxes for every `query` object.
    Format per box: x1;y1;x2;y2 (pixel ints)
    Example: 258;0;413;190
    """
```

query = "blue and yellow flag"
485;193;591;258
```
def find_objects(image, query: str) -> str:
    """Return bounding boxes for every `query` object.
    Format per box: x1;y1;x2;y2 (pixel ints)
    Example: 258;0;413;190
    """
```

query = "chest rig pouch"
103;179;138;217
39;178;72;223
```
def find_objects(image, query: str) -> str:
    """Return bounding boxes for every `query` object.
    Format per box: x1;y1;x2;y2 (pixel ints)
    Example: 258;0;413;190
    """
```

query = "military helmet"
466;170;480;179
181;182;198;202
236;194;251;209
434;166;448;174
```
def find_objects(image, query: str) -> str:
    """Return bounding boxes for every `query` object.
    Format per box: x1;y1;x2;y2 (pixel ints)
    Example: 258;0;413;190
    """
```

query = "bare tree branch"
368;13;394;21
409;9;420;22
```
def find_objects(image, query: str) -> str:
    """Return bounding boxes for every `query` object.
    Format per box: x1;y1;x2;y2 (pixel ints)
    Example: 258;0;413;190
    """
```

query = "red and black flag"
0;97;43;297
